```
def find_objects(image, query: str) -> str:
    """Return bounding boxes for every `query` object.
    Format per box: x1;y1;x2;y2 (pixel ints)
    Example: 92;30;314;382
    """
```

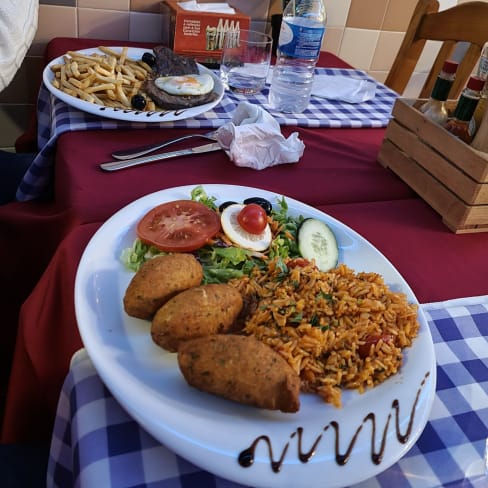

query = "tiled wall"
0;0;486;149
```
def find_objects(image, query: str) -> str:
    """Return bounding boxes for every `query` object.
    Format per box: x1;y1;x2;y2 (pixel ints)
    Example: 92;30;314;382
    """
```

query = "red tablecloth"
54;126;416;224
323;198;488;301
2;223;100;443
1;37;488;444
0;201;79;407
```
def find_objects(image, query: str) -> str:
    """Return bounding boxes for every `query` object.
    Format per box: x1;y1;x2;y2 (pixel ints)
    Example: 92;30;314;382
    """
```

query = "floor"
0;148;50;486
0;442;50;487
1;364;49;487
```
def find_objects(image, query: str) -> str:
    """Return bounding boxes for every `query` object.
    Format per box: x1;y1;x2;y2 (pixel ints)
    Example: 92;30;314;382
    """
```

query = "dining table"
46;295;488;488
1;36;487;487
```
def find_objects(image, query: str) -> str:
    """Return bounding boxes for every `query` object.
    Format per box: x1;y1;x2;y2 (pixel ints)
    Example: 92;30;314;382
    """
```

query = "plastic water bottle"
268;0;326;113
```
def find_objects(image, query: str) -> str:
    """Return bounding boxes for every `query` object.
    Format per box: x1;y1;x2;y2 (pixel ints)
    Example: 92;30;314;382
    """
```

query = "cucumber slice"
298;218;339;271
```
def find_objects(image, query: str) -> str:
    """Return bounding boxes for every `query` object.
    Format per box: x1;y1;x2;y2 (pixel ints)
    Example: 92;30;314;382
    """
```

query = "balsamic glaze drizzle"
297;427;323;463
97;106;187;117
238;435;291;473
238;371;430;472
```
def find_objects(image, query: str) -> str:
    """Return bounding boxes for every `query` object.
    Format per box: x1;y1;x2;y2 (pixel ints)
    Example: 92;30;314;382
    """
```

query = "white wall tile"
370;31;404;71
404;72;429;98
129;12;163;43
77;0;130;10
78;8;130;41
322;27;344;56
438;0;459;10
34;5;78;56
416;40;442;73
227;0;270;20
339;28;380;71
324;0;352;27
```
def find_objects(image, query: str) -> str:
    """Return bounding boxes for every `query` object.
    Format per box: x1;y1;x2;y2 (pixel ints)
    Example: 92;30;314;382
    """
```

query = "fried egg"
154;74;214;96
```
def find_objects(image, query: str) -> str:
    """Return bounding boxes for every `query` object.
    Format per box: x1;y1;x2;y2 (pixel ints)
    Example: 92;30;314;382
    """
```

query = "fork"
111;130;219;160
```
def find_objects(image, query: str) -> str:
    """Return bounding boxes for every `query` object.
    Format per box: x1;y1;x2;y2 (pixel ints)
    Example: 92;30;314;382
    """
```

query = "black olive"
131;94;147;110
218;201;238;213
243;197;272;215
142;52;156;67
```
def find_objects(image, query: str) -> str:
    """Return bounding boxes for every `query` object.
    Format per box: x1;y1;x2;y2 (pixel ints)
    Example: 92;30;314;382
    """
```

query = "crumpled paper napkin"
215;102;305;170
311;75;376;103
178;1;235;14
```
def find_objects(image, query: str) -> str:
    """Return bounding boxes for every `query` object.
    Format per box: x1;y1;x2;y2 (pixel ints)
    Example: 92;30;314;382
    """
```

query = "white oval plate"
74;184;436;488
43;47;224;123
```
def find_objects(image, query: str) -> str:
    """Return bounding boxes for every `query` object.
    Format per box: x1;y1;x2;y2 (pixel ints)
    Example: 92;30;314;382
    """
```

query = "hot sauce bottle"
420;59;458;124
443;75;486;144
472;45;488;130
471;46;488;151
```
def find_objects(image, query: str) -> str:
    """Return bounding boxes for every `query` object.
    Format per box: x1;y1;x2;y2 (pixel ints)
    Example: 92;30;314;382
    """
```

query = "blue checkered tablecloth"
46;296;488;488
16;68;397;202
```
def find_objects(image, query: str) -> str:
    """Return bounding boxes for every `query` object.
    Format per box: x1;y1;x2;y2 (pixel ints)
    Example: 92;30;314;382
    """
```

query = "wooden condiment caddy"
378;98;488;233
472;102;488;151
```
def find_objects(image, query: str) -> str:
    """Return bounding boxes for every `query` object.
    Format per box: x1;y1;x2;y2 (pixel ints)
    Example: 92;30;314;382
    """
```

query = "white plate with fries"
74;184;436;488
43;46;225;123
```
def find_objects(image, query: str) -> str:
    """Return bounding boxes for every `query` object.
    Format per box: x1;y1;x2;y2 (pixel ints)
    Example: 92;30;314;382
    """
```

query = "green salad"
121;186;306;283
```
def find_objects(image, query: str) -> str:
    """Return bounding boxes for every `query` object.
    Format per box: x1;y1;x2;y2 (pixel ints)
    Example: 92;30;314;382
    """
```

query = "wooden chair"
384;0;488;98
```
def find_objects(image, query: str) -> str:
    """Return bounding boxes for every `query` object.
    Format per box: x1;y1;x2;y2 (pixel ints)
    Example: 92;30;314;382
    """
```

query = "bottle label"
479;55;488;78
279;20;325;59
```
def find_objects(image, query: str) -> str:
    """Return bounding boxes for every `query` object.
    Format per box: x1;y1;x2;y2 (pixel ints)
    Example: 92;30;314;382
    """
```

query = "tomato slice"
137;200;221;252
237;203;268;235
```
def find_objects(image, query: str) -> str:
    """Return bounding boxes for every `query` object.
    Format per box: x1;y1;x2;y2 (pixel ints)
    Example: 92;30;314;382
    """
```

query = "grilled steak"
144;77;218;110
144;46;217;110
152;46;199;76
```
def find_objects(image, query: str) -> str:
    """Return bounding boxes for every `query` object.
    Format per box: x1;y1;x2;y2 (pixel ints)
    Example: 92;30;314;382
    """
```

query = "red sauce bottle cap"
467;75;486;91
442;60;458;74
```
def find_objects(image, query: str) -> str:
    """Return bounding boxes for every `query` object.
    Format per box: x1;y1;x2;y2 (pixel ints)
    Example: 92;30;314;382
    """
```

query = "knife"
99;142;222;172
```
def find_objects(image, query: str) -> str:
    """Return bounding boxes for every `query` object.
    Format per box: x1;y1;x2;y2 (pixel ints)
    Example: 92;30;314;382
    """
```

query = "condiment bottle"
443;75;486;144
472;45;488;130
420;59;458;124
471;103;488;151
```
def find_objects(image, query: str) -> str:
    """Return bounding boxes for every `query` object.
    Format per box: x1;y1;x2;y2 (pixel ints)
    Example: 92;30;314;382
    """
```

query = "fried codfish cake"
177;334;301;413
123;253;203;320
151;283;243;352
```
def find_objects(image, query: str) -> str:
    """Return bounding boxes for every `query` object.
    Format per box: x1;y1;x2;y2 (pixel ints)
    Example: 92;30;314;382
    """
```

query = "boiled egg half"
220;204;272;252
154;74;214;96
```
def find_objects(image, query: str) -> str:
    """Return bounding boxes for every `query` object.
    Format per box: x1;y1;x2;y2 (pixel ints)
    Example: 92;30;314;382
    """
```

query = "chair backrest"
384;0;488;99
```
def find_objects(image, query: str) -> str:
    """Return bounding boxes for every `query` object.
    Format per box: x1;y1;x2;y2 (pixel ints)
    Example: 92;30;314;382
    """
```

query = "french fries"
50;46;156;111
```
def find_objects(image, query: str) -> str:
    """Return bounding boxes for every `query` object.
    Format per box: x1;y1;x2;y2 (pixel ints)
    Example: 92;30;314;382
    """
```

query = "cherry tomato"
137;200;221;252
237;203;268;235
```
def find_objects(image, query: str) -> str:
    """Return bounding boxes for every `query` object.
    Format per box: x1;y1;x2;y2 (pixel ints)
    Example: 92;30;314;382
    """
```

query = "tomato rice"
229;259;420;408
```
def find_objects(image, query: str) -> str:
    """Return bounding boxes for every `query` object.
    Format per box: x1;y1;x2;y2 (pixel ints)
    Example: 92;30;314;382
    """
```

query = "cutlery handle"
111;135;197;160
111;132;217;160
100;148;191;171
